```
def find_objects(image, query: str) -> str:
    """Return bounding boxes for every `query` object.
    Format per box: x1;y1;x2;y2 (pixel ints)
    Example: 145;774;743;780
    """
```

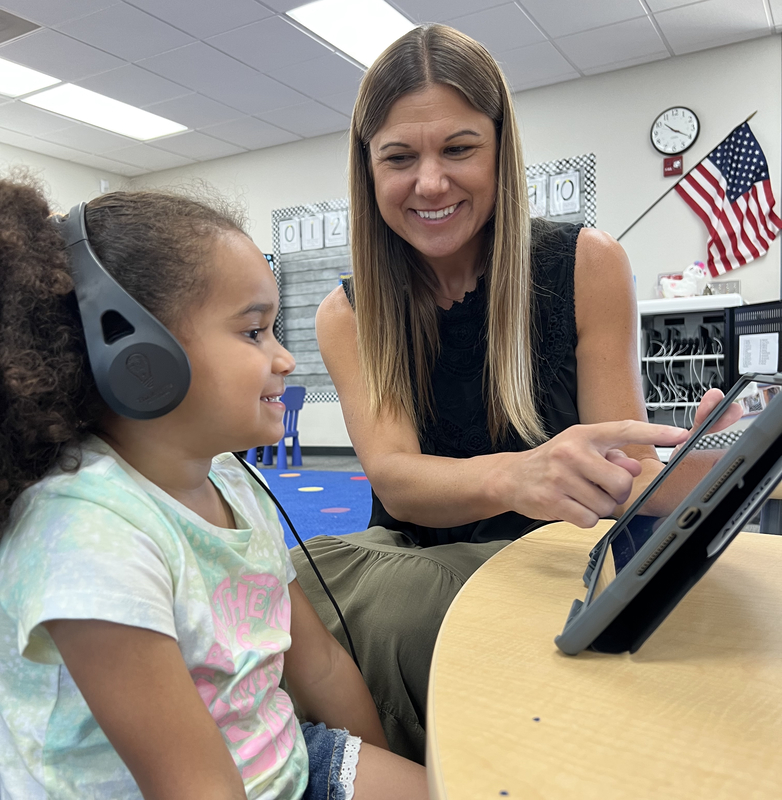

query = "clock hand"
665;124;687;135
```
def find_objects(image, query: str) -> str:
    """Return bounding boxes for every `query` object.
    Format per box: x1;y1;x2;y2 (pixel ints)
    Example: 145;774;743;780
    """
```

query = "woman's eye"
445;145;471;156
386;153;413;165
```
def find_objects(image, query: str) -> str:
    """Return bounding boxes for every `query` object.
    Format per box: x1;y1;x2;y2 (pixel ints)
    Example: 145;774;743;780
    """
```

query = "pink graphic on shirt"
193;572;296;777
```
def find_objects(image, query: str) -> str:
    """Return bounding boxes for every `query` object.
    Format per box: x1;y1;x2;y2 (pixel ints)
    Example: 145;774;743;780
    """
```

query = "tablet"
555;372;782;655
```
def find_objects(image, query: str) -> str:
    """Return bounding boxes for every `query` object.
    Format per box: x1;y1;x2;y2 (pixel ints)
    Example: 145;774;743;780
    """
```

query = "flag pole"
616;110;758;242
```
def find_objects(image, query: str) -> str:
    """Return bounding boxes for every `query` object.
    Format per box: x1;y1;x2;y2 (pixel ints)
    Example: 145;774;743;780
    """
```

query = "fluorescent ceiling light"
287;0;415;68
22;84;187;141
0;57;59;97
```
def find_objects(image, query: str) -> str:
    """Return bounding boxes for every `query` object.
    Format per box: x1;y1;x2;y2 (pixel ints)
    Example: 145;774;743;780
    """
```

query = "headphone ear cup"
54;204;191;420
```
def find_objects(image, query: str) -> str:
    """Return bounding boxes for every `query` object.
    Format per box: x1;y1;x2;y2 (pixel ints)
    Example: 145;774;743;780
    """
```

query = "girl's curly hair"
0;174;246;530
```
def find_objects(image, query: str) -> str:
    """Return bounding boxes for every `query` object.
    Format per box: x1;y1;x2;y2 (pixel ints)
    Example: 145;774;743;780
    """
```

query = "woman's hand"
669;388;743;459
492;420;690;528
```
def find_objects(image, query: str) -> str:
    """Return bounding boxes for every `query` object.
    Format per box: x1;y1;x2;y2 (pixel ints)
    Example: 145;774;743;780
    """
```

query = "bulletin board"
271;153;597;403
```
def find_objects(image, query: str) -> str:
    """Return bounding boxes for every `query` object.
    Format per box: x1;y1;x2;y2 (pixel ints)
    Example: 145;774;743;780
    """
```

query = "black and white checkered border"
526;153;597;228
271;198;350;342
304;390;339;403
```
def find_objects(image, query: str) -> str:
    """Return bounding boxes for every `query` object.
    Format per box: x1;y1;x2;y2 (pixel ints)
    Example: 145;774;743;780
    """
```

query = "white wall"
514;34;782;303
0;142;124;211
134;35;782;447
131;131;350;251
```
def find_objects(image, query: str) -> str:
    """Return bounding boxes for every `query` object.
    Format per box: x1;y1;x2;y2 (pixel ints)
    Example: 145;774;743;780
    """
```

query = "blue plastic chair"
256;386;306;469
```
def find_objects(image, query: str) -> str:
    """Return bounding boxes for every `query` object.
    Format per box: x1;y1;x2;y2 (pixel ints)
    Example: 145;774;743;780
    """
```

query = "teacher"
291;24;696;763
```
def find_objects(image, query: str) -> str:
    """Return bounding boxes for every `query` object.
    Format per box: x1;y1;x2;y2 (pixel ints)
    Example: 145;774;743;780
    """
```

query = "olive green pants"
290;527;511;764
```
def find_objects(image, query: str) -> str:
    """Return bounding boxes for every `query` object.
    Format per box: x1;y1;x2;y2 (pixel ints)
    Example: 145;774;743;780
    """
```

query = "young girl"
0;178;428;800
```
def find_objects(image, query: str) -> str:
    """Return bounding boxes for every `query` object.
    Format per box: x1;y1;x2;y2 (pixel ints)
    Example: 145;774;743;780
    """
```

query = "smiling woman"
289;24;701;763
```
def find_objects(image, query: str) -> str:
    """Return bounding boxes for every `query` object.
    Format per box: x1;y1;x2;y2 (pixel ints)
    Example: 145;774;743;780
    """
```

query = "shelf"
637;294;744;315
642;355;724;363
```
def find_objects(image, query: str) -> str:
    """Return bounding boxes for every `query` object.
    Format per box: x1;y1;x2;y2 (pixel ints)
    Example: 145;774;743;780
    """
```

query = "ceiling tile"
268;52;363;100
75;64;191;107
258;0;310;12
770;0;782;30
147;130;246;159
0;126;41;150
39;124;137;155
0;0;118;27
143;93;242;128
655;0;772;55
518;0;647;39
102;142;195;170
56;4;194;61
0;101;72;135
68;150;144;176
581;50;669;75
201;116;300;149
126;0;273;39
556;16;668;71
138;42;309;113
445;3;545;54
319;88;360;117
646;0;709;11
391;0;508;24
255;100;350;137
207;16;329;73
0;28;124;81
497;41;580;91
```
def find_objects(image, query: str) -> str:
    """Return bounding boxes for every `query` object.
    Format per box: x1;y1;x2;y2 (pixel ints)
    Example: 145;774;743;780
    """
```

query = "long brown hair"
0;174;245;528
349;24;544;445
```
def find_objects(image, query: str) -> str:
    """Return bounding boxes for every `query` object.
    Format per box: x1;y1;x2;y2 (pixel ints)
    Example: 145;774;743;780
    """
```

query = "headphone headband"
53;203;191;420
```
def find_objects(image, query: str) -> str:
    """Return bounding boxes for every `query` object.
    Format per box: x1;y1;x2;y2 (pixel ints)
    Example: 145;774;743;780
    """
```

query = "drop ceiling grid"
0;0;775;174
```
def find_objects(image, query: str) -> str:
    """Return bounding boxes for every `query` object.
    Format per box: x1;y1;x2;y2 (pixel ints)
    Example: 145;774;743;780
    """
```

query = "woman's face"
369;83;498;272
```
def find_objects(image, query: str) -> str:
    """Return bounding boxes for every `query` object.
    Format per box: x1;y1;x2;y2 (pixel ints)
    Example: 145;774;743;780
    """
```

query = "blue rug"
261;470;372;549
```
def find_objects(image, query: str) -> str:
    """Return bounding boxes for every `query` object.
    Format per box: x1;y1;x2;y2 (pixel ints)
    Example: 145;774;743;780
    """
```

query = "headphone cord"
232;453;362;674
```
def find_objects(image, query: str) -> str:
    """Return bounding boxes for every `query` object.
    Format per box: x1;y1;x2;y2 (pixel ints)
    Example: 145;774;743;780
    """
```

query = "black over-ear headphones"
52;203;191;420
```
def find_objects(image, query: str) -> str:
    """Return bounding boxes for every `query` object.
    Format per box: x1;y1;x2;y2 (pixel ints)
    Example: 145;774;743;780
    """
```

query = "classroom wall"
513;34;782;305
135;34;782;447
0;141;124;211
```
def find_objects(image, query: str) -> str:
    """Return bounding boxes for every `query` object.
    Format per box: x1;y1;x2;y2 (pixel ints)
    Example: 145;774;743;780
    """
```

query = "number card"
527;177;547;218
324;210;348;247
301;214;324;250
549;171;580;216
278;219;301;254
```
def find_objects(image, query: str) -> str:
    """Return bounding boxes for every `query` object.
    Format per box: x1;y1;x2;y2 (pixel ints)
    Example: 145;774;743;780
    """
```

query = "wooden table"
426;521;782;799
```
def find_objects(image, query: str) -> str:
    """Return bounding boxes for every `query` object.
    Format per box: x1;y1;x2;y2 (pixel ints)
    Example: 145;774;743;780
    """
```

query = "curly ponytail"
0;176;97;526
0;175;246;529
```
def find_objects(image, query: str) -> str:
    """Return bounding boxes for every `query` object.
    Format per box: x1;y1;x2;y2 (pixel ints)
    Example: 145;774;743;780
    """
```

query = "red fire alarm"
663;156;683;177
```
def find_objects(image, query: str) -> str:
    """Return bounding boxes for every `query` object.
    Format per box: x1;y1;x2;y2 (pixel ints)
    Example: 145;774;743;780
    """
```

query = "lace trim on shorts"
338;735;362;800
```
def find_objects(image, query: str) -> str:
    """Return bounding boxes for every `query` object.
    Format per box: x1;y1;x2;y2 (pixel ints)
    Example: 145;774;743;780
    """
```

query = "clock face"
650;107;699;155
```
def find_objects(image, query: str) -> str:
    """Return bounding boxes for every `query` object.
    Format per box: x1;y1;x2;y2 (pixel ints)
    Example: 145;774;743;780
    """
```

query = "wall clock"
650;107;699;155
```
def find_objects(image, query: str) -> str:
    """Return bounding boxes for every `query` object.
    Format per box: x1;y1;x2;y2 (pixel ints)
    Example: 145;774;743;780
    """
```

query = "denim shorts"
301;721;362;800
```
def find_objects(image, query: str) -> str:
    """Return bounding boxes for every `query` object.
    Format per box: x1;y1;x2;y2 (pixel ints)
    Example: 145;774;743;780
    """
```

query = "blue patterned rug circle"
261;470;372;548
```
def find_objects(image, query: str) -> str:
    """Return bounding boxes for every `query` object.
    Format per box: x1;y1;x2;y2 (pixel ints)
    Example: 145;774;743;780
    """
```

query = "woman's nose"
415;158;449;198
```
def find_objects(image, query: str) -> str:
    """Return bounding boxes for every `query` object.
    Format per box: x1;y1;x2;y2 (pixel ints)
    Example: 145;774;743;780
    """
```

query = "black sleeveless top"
346;219;582;546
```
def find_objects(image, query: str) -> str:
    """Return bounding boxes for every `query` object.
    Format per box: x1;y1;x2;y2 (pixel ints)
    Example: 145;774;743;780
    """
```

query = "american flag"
675;123;782;276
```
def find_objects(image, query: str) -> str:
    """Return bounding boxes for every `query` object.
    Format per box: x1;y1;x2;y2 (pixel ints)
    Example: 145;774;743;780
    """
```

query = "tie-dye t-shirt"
0;436;308;800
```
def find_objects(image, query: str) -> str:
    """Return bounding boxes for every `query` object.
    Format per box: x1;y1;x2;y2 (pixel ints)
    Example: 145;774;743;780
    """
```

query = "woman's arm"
282;579;389;749
317;281;688;530
44;619;246;800
572;229;741;515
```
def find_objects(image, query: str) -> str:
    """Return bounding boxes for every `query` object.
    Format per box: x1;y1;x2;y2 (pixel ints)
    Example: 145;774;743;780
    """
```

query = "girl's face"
369;83;498;272
171;231;295;455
